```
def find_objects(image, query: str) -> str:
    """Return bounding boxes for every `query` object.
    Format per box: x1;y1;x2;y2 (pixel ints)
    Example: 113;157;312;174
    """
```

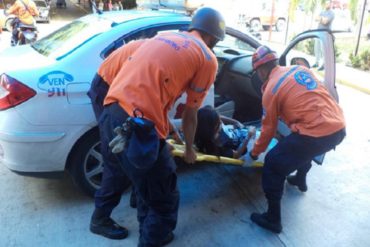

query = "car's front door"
277;30;337;164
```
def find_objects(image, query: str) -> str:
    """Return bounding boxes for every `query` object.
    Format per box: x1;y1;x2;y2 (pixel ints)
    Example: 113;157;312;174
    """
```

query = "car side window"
214;33;255;58
101;24;188;59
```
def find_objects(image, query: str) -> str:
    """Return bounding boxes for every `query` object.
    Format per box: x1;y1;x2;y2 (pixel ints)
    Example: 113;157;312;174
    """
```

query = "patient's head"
195;105;221;154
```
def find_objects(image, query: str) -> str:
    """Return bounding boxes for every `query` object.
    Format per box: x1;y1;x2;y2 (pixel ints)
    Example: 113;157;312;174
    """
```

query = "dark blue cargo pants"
262;128;346;202
87;74;130;217
100;103;179;246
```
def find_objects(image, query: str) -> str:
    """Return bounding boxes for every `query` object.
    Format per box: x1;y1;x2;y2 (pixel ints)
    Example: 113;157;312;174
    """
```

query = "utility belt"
107;103;160;170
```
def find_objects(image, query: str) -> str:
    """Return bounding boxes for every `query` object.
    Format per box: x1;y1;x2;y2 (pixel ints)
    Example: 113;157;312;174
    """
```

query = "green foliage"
360;50;370;71
304;38;315;56
349;50;370;70
302;0;325;14
334;43;341;61
349;53;361;68
121;0;136;9
349;0;359;24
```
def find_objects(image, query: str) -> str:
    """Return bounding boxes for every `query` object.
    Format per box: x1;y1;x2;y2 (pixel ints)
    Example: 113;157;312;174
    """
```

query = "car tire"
5;17;14;31
250;19;261;32
262;25;270;31
275;18;286;32
68;128;131;197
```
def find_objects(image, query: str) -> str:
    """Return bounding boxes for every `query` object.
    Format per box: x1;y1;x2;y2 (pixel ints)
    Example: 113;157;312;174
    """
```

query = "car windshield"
31;18;113;59
34;0;47;7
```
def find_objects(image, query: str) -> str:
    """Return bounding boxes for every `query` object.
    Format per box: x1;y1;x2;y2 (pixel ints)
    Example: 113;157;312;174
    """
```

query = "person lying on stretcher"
194;105;256;159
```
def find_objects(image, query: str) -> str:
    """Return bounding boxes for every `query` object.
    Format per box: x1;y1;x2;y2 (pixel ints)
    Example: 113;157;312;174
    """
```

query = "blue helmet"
189;7;226;41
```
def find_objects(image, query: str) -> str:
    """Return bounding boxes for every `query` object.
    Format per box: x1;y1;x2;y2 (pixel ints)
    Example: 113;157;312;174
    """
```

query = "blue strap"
272;66;299;94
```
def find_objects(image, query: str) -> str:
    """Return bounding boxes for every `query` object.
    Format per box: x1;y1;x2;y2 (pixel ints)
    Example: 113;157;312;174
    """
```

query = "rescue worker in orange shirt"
5;0;39;46
88;38;182;240
87;39;144;241
246;46;346;233
90;7;225;246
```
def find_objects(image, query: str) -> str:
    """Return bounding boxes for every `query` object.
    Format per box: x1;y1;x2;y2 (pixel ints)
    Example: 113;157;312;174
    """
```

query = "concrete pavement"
336;63;370;95
1;82;370;247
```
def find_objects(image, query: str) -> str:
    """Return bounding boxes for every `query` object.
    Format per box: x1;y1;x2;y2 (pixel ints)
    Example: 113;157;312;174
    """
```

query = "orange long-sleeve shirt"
252;65;345;157
98;39;145;85
7;0;39;25
105;31;218;138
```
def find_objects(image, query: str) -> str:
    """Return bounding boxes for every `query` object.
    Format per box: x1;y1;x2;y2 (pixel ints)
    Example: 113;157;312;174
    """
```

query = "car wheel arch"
66;127;102;197
65;126;131;197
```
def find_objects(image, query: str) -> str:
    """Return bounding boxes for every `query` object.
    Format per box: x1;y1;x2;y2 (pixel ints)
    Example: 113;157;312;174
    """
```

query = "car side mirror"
290;57;310;68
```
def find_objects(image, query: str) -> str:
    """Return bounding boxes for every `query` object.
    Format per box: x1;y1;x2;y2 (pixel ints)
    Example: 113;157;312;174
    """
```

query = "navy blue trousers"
263;129;346;202
101;103;179;246
11;18;20;44
88;74;130;217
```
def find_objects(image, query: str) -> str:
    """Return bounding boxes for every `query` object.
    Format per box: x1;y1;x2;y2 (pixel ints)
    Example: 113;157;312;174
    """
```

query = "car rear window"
34;0;47;7
31;17;112;59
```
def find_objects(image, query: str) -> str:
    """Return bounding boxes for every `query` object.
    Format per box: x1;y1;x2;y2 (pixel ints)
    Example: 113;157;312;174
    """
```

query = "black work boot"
138;232;174;247
251;200;282;233
287;174;308;192
90;209;128;239
161;232;174;246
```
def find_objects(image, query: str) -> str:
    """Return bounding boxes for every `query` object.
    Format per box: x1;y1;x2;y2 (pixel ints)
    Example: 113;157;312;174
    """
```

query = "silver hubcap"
84;142;103;190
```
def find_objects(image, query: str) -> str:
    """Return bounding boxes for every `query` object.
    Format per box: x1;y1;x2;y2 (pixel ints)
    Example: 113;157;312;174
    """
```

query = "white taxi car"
0;10;337;196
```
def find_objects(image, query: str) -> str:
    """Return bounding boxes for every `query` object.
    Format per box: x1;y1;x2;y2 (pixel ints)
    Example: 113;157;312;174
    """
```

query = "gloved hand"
242;152;258;167
109;126;128;154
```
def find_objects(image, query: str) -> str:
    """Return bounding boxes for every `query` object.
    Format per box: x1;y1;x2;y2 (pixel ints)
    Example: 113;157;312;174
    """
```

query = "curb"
337;78;370;95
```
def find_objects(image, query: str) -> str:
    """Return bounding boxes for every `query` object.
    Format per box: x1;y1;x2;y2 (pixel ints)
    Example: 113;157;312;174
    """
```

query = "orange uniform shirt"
105;31;218;138
252;65;346;157
8;0;39;25
98;39;145;85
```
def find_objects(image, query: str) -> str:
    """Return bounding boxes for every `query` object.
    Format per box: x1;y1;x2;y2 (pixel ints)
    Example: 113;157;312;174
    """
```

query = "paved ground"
1;83;370;247
1;2;370;247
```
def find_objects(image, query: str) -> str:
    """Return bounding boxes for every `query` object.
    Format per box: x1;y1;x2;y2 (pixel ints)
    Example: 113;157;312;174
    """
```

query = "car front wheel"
250;19;261;32
5;17;14;31
68;129;130;197
275;18;286;32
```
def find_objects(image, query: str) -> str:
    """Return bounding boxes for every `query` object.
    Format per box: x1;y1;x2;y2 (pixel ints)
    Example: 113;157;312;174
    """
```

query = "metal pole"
284;0;291;45
354;0;367;56
268;0;276;41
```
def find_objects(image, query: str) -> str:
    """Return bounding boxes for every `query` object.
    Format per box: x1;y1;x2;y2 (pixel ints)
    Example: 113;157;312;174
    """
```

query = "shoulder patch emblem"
294;70;317;90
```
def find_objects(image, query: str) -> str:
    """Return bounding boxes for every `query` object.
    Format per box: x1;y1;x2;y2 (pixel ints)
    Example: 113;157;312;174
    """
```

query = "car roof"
81;10;189;27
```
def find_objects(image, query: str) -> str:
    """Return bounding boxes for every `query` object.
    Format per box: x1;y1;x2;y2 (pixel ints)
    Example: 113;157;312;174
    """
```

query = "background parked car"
237;0;288;32
34;0;50;23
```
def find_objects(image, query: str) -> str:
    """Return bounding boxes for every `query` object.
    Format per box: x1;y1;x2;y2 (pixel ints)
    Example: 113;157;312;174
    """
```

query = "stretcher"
167;139;264;168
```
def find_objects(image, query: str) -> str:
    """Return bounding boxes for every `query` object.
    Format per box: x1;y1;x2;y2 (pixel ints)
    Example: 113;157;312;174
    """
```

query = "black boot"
161;232;174;246
251;200;282;233
138;232;174;247
90;209;128;239
287;174;307;192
